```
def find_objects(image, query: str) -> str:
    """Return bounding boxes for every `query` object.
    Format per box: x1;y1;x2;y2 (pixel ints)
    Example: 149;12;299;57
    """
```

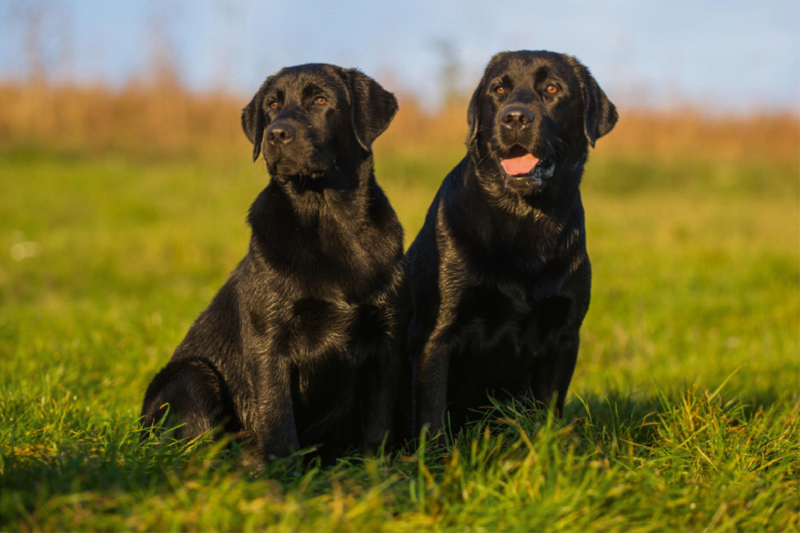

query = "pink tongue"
501;154;539;175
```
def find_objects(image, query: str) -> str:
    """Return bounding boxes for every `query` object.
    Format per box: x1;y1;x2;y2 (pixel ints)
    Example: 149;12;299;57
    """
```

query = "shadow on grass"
422;382;798;467
0;417;324;527
1;383;796;530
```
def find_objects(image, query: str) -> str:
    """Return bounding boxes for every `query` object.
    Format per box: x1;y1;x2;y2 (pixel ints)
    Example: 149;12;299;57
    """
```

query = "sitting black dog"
404;51;617;436
141;64;406;463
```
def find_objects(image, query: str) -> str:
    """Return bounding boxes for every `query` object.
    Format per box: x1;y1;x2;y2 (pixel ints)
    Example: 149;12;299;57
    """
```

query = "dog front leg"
255;356;301;460
358;341;402;455
414;334;451;438
528;330;580;416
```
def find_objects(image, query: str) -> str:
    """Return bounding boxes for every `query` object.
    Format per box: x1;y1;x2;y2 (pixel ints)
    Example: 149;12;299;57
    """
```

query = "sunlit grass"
0;145;798;531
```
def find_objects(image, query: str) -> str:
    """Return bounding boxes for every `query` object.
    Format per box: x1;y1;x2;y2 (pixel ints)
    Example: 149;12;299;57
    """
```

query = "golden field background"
1;78;797;163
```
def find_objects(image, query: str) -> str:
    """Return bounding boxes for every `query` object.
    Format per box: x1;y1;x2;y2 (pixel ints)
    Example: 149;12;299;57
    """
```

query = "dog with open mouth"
402;50;617;438
140;64;406;464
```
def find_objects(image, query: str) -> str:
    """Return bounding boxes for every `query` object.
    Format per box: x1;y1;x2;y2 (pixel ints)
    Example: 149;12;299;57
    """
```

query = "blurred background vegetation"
0;1;798;530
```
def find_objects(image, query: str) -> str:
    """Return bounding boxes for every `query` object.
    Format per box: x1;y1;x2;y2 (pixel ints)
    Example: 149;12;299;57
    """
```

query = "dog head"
242;64;398;181
466;51;617;196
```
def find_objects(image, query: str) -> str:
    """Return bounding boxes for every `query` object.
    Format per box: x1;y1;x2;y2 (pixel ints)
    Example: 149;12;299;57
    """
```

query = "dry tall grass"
0;79;797;163
0;80;245;158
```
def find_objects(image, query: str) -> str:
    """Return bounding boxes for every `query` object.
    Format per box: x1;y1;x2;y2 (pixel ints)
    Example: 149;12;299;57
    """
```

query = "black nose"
501;106;534;130
266;123;295;146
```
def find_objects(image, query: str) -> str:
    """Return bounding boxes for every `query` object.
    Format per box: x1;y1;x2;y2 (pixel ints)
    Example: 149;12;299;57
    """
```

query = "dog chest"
249;296;391;361
449;282;573;352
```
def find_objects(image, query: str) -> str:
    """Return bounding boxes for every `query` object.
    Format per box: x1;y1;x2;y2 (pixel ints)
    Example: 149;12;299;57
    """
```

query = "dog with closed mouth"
140;64;406;463
403;50;617;437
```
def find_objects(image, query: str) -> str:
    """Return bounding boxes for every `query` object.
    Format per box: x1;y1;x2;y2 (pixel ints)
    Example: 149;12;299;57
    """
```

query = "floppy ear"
241;75;276;162
466;77;486;146
466;52;509;146
346;69;399;152
566;56;618;147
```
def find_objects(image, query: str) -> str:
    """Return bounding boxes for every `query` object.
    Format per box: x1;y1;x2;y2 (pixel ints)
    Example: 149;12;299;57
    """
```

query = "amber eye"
269;101;279;110
495;87;505;95
546;85;558;95
315;96;327;105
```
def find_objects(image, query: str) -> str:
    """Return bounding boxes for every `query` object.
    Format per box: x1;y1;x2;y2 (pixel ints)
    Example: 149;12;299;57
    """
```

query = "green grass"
0;147;798;531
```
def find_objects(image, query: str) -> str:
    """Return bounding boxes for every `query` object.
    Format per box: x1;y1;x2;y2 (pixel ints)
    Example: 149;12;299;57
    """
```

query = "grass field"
0;101;799;530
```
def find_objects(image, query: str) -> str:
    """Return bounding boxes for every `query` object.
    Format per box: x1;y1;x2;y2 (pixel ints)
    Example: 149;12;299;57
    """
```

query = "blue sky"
1;0;798;111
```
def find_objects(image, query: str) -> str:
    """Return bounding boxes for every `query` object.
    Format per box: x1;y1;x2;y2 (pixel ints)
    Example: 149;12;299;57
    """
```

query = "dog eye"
314;97;327;105
495;87;505;95
546;85;558;95
269;101;279;110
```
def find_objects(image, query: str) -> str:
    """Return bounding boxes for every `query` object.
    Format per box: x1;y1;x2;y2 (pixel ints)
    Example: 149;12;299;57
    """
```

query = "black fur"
401;51;617;438
141;64;405;464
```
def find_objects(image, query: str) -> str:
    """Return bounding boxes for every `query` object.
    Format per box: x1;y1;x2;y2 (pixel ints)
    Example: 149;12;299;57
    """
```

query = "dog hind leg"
140;358;241;441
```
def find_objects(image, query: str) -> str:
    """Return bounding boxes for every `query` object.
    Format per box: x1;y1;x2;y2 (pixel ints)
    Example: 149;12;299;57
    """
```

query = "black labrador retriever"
404;51;617;437
141;64;406;463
